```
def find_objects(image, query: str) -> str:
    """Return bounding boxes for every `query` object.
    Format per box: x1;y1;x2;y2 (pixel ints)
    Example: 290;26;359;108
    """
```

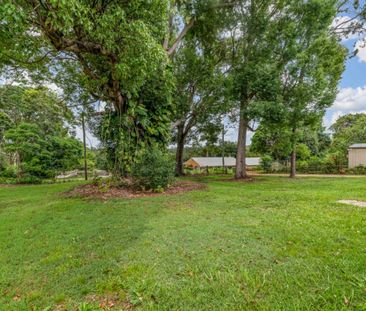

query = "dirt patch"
86;294;134;310
65;180;206;200
337;200;366;207
0;184;19;188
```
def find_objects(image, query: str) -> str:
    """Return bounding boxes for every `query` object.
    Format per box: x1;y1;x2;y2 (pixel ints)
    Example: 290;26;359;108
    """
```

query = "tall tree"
230;0;345;178
0;0;235;175
172;38;227;175
0;85;74;133
227;0;288;179
277;1;346;177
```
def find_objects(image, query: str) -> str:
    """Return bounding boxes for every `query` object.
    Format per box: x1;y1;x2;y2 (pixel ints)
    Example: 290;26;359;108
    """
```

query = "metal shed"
184;157;261;169
348;144;366;168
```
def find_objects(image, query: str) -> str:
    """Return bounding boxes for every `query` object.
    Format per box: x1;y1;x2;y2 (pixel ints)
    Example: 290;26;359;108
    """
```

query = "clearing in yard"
0;176;366;310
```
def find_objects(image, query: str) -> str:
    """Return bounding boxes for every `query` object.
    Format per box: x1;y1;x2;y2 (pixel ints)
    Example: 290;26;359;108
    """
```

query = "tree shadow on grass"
0;184;171;309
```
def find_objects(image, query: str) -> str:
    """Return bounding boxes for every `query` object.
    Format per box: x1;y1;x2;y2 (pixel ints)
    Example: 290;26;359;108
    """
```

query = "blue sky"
323;36;366;130
341;41;366;89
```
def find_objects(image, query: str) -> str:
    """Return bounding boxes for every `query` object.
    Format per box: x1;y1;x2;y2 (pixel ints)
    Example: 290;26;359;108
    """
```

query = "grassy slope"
0;177;366;310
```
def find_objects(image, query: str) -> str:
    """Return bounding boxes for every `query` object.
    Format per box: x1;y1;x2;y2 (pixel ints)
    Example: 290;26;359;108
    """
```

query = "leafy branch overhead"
0;0;234;111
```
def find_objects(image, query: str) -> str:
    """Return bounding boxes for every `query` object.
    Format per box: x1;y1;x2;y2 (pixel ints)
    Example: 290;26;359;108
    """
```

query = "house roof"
349;143;366;149
187;157;261;167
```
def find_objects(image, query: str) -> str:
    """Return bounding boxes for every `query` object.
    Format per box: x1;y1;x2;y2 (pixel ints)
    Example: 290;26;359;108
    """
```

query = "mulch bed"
64;180;206;200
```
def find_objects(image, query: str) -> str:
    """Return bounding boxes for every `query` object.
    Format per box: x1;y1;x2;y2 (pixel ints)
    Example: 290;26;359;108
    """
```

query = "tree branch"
167;17;195;56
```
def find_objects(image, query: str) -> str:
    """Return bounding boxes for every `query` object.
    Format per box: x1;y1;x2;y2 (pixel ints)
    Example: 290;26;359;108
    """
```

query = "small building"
184;157;261;169
246;157;261;167
348;144;366;168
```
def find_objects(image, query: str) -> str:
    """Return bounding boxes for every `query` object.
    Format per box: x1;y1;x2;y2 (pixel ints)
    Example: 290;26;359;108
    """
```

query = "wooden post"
82;113;88;181
221;122;226;174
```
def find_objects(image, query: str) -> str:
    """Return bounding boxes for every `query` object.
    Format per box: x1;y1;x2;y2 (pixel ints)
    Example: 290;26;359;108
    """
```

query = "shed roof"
187;157;261;167
190;157;236;167
349;143;366;149
246;157;261;166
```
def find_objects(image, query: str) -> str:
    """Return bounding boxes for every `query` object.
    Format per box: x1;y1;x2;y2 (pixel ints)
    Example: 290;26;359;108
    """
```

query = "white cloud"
332;87;366;111
323;86;366;129
355;40;366;62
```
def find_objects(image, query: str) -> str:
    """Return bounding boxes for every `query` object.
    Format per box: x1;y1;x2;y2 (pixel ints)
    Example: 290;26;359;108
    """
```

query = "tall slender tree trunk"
290;149;296;178
235;106;249;179
82;113;88;181
16;151;21;179
289;126;297;178
175;124;186;176
221;123;226;173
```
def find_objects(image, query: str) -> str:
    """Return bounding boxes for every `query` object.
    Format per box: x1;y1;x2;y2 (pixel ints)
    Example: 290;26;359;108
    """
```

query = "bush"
0;177;16;184
296;160;309;172
131;147;175;191
347;165;366;175
16;175;42;184
0;166;17;178
260;155;273;173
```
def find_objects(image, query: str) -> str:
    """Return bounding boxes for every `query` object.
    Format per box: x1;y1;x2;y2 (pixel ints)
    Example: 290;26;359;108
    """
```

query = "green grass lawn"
1;177;366;310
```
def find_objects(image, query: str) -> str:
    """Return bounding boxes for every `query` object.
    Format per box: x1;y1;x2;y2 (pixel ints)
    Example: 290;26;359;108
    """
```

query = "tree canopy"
0;86;82;180
0;0;362;181
329;113;366;164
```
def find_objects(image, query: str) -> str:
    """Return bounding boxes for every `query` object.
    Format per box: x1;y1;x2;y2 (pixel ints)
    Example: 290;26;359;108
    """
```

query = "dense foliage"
0;86;82;180
1;1;365;183
131;147;175;191
329;113;366;164
0;0;234;181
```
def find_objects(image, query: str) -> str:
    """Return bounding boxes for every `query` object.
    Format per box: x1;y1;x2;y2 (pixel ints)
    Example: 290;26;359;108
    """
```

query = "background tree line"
0;0;365;185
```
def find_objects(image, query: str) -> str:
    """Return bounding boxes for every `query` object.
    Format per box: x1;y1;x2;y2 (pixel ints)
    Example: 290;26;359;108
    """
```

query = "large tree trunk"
290;149;296;178
235;109;249;179
175;124;186;176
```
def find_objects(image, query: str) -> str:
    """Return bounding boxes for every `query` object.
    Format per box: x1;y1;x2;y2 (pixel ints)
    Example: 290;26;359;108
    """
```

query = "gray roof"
191;157;236;167
246;157;261;166
188;157;260;167
349;143;366;149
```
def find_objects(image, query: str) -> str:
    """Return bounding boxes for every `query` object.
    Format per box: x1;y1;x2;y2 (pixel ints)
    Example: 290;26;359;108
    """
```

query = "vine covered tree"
0;0;235;175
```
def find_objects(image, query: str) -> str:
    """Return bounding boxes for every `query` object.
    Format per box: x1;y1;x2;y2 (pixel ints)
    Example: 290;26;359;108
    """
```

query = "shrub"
347;165;366;175
131;147;175;191
296;160;309;172
16;175;42;184
0;177;16;184
260;155;273;173
0;166;17;178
